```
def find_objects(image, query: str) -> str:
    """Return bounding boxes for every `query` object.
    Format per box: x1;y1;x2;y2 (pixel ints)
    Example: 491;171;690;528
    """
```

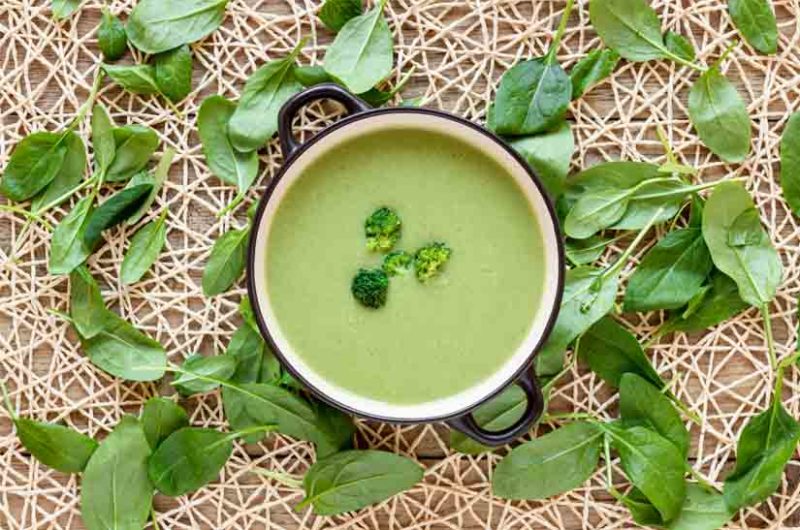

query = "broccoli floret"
365;207;401;252
351;268;389;308
414;242;452;282
382;250;413;276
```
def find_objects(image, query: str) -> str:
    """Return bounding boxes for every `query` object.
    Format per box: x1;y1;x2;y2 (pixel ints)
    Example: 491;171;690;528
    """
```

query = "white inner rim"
251;112;562;421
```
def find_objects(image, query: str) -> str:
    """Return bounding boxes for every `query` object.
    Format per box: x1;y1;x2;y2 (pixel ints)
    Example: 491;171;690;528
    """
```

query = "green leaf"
728;0;778;55
535;266;619;377
295;65;332;86
228;45;304;152
566;161;661;198
0;132;67;202
221;382;352;457
488;58;571;136
202;227;249;296
127;0;229;54
565;235;614;266
48;194;94;275
82;184;153;249
688;67;751;163
172;354;237;396
492;422;603;499
579;317;664;389
612;178;688;230
569;48;620;99
226;324;268;384
148;427;234;496
52;0;81;19
606;423;687;521
664;31;696;61
702;181;781;306
106;125;160;182
319;0;362;32
588;0;668;61
621;487;665;527
31;131;87;213
140;397;189;450
623;228;713;312
124;147;175;225
198;95;259;193
80;416;153;530
154;45;193;102
619;373;689;458
510;121;574;198
779;112;800;216
239;296;258;331
79;312;166;381
98;8;128;61
104;64;161;95
323;0;394;94
91;104;116;176
15;418;97;473
449;385;527;454
300;450;423;515
667;484;732;530
565;187;632;239
69;266;108;339
120;212;168;284
723;399;800;511
661;271;750;334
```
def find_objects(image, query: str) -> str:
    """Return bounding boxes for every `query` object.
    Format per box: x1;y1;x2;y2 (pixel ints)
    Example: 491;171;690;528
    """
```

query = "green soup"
266;126;546;406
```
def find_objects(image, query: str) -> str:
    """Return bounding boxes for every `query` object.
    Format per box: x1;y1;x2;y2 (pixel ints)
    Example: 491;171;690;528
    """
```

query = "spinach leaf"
565;187;631;238
221;382;353;457
612;178;692;229
621;487;665;527
623;228;713;312
226;324;269;384
565;235;615;266
141;397;189;450
172;354;237;396
49;194;94;275
106;125;159;182
82;184;153;249
295;64;331;86
148;427;236;496
52;0;81;19
493;422;603;499
702;181;781;306
566;161;661;197
79;312;166;381
588;0;670;61
125;147;175;225
606;423;687;521
450;385;527;454
120;210;168;284
0;132;68;201
228;44;304;152
579;317;664;389
319;0;362;32
90;104;116;177
127;0;229;54
80;416;153;530
154;45;193;102
69;266;108;339
98;8;128;61
31;131;86;213
198;95;259;194
619;373;689;458
510;121;574;199
569;48;620;99
665;31;696;61
299;450;423;515
688;67;751;163
239;296;258;331
661;271;749;334
323;0;394;94
104;64;161;95
723;399;800;511
667;484;732;530
202;227;249;296
15;417;97;473
728;0;778;55
535;266;619;377
779;111;800;215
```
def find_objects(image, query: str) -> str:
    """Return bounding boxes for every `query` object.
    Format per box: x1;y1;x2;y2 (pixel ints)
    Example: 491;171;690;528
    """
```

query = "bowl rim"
246;106;566;424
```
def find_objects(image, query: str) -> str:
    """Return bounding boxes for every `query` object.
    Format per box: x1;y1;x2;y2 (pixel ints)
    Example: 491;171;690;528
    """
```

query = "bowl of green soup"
247;84;564;446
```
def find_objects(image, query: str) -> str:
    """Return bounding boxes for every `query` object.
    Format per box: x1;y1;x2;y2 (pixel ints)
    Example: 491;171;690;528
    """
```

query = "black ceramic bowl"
247;84;564;446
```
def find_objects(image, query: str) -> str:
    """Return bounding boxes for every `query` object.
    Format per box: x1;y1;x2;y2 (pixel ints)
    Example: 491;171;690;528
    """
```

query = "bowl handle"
446;368;544;446
278;83;371;158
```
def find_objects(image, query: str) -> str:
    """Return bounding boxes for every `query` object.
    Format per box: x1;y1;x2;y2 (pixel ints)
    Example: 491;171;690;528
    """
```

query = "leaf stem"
656;124;678;165
667;392;702;425
32;176;97;215
541;346;578;394
0;204;52;230
216;192;246;218
228;424;276;442
603;206;665;280
711;40;738;70
760;304;777;371
547;0;575;62
542;411;599;423
251;467;304;489
603;434;622;500
686;465;720;493
150;506;160;530
67;69;104;132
